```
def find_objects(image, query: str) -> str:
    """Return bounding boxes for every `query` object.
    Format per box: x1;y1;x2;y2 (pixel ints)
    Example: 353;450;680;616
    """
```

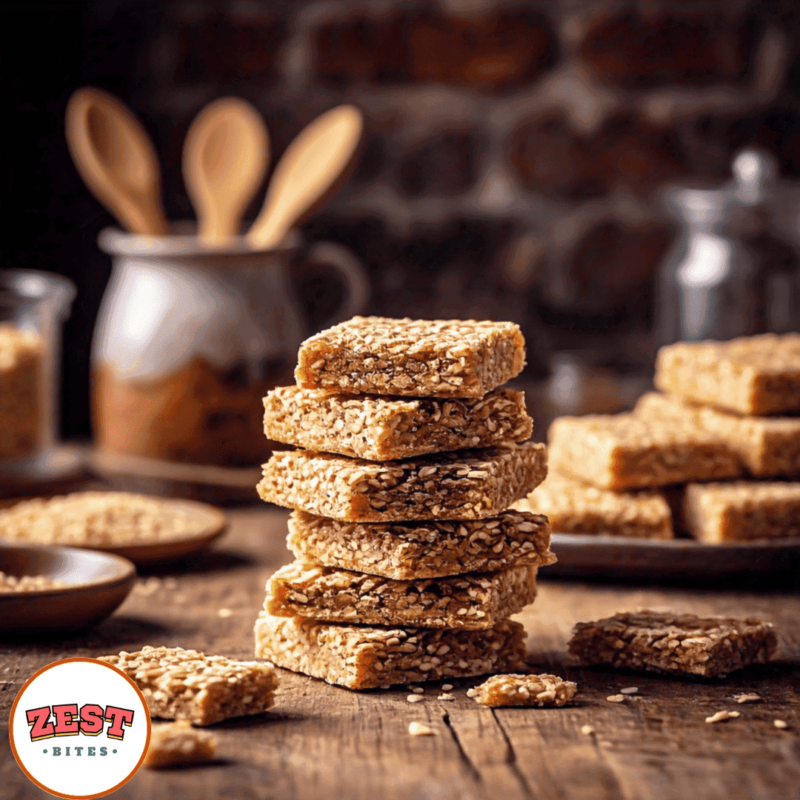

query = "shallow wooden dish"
548;533;800;579
0;544;136;633
93;498;228;565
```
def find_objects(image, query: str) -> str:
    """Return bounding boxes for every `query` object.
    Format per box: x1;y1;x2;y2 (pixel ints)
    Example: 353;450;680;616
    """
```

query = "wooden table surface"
2;504;800;800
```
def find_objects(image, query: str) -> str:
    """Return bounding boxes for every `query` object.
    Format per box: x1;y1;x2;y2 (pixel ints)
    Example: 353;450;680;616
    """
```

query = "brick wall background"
3;0;800;437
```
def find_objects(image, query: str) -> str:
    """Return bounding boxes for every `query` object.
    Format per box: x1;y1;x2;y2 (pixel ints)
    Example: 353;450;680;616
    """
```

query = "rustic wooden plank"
2;503;799;800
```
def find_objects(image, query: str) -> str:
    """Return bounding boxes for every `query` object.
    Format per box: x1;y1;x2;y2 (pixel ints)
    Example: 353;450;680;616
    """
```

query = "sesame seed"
774;719;789;729
407;695;424;704
606;695;625;703
408;722;434;736
581;725;595;736
620;687;639;695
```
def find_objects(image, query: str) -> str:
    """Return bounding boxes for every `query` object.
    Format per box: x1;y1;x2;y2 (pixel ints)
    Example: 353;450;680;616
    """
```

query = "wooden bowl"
0;544;136;633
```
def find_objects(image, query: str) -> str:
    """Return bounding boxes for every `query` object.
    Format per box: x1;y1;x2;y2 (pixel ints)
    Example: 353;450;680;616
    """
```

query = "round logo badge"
9;658;151;799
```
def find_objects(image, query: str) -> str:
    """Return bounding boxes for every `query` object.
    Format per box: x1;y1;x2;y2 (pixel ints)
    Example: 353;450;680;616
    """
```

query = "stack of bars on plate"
515;333;800;543
253;317;555;689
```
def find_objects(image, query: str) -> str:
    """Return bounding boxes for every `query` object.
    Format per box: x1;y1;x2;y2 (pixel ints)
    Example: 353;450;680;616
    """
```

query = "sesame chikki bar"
258;442;547;522
265;561;538;630
568;611;778;678
469;673;577;707
144;721;217;769
286;509;555;579
0;323;42;461
547;412;741;491
637;392;800;479
99;646;277;726
682;481;800;542
513;472;673;539
654;333;800;416
254;612;527;689
295;316;526;398
263;386;532;461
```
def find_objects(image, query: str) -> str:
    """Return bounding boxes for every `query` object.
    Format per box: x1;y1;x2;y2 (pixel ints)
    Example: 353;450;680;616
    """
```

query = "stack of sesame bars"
516;333;800;544
253;316;555;690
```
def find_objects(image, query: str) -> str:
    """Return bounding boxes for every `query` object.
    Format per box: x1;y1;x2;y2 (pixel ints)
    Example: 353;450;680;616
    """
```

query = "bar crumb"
471;673;577;707
706;710;740;724
144;721;217;769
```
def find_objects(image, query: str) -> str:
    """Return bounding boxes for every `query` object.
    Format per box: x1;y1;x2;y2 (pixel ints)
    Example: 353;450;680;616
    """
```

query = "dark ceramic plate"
548;533;800;579
0;544;136;633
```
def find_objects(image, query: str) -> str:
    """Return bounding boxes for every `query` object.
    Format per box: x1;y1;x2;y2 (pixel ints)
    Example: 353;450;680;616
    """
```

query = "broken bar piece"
99;646;278;726
470;673;577;707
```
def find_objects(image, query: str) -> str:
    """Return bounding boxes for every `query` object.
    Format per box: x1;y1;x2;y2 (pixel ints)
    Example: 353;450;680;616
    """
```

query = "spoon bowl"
183;97;269;244
66;87;169;235
247;105;363;250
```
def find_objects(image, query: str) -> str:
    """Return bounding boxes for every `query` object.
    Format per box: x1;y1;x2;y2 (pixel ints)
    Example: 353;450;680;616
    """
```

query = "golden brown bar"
548;412;742;490
257;442;547;521
470;673;577;707
636;392;800;479
568;611;778;678
254;612;527;689
295;316;525;398
99;646;277;726
263;386;532;461
654;333;800;416
513;472;673;539
683;480;800;542
265;561;538;629
286;509;555;579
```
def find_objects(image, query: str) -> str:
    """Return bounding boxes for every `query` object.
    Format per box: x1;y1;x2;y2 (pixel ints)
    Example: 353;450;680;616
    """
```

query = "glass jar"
0;269;75;472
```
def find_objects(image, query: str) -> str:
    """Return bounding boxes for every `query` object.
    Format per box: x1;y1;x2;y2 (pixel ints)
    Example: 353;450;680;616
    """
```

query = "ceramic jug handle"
306;241;370;326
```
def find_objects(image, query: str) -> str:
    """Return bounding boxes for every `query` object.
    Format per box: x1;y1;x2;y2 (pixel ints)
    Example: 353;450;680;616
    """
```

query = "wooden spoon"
246;105;363;250
183;97;269;244
65;87;169;235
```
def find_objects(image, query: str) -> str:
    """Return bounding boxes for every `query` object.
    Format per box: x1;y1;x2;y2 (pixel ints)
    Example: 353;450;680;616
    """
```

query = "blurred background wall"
2;0;800;440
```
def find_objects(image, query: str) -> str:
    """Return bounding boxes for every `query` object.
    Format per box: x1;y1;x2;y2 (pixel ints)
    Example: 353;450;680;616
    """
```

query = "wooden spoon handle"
246;105;363;250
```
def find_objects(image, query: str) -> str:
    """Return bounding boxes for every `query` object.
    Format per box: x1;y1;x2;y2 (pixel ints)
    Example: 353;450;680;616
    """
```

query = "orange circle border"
8;657;152;799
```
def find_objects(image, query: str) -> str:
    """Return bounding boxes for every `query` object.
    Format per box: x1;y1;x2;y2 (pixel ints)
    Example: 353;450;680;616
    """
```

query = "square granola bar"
654;333;800;416
470;673;577;707
257;442;547;521
265;561;538;629
254;612;527;689
286;509;555;579
294;316;525;398
263;386;532;461
547;412;742;490
568;610;778;678
99;646;277;726
513;471;673;539
682;480;800;542
637;392;800;479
